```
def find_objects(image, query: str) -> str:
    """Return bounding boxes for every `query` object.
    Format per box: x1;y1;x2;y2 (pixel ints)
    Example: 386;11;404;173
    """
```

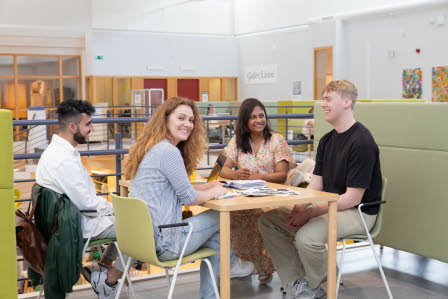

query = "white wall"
1;0;447;102
86;30;239;76
234;0;446;34
346;6;448;101
92;0;234;35
238;23;334;101
0;0;90;37
237;4;448;102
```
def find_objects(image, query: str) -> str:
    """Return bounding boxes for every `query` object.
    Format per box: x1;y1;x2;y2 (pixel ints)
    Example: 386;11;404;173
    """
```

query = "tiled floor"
65;246;448;299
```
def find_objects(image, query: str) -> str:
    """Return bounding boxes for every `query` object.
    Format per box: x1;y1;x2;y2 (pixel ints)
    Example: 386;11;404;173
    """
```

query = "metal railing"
12;111;314;293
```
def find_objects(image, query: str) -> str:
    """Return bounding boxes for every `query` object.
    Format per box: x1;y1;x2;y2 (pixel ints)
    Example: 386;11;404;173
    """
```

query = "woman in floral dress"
220;98;296;284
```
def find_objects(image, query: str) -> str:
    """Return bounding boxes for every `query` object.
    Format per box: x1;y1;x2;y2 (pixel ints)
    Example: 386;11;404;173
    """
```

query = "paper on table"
235;188;300;197
220;180;267;189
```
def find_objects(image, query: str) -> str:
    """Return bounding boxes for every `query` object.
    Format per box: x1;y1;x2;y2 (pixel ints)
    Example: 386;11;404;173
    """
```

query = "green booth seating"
0;109;18;298
314;102;448;263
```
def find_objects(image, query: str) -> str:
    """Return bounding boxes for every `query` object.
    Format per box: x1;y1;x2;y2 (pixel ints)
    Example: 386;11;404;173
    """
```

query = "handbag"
15;191;59;275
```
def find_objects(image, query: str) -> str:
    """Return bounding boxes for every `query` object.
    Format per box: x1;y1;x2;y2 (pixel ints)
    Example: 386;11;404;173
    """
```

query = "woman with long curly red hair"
99;97;254;299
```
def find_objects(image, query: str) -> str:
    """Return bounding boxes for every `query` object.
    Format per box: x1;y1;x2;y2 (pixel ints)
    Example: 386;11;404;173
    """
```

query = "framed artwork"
402;68;422;99
432;66;448;102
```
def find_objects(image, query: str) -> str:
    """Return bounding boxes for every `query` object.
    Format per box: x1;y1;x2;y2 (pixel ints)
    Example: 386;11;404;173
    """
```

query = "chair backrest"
369;177;387;238
110;194;161;266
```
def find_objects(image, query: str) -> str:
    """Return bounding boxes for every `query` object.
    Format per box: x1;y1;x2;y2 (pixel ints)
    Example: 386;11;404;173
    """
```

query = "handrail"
12;113;313;126
12;111;315;290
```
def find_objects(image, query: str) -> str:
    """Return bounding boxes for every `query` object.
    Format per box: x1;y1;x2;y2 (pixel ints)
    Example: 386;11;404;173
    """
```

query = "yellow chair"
110;194;220;299
14;189;23;210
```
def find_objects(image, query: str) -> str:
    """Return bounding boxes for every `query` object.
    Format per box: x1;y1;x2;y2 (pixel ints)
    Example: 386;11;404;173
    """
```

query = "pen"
218;193;240;199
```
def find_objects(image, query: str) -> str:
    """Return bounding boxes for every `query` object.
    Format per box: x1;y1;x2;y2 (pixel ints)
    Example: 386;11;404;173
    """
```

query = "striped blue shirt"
129;139;198;254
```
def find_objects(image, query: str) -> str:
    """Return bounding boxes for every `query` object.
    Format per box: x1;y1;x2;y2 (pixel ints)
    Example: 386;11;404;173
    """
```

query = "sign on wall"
243;64;277;84
291;81;303;100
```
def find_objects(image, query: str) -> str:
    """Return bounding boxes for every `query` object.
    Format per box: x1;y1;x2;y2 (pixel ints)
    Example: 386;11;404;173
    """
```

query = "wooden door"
144;79;167;100
177;79;199;101
314;47;333;100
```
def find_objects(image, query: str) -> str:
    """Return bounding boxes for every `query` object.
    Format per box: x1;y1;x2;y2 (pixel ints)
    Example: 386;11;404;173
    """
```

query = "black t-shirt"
313;122;382;215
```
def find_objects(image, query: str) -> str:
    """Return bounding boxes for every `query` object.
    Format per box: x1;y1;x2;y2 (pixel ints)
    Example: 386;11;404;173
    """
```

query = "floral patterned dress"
224;133;296;277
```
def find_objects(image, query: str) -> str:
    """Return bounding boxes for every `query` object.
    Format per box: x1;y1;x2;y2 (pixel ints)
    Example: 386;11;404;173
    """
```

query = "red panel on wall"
177;79;199;101
143;79;167;100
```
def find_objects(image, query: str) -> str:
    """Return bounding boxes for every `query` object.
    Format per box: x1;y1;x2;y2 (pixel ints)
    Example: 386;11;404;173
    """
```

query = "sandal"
258;272;273;285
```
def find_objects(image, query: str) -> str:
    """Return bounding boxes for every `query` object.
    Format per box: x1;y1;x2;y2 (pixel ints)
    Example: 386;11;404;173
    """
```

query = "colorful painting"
402;68;422;99
432;66;448;102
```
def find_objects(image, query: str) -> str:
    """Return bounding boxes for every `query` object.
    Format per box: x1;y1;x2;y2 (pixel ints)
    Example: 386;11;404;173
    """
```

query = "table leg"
220;211;230;299
120;185;128;197
327;200;337;299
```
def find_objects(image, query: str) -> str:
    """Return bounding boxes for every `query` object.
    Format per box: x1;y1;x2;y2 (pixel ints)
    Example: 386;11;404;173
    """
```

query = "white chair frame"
115;222;220;299
336;203;393;299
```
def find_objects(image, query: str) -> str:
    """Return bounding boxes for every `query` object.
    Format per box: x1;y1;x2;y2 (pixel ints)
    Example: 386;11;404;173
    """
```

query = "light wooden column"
131;77;144;90
220;211;231;299
199;78;210;102
167;77;177;99
13;55;18;121
58;56;63;103
222;78;237;102
92;77;97;103
327;200;338;299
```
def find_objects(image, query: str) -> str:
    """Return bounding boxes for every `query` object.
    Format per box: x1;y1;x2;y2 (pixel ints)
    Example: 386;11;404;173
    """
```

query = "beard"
74;128;88;144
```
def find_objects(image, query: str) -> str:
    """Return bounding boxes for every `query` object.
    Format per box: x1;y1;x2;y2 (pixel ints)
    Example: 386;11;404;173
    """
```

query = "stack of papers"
221;180;267;189
235;188;300;197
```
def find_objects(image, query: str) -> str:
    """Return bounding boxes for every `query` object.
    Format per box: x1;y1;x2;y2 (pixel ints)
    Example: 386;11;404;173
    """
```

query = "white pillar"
365;40;372;99
333;19;346;80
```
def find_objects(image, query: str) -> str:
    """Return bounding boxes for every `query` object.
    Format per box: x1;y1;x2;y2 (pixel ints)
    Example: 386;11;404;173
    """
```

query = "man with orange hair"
259;80;382;298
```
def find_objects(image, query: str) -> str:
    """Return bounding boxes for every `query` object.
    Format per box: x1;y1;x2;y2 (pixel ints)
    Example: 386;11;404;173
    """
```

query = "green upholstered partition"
0;110;18;298
314;102;448;263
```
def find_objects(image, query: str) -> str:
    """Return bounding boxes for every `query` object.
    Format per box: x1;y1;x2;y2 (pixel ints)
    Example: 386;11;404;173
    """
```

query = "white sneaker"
283;277;308;295
292;282;326;299
230;258;254;278
82;260;108;283
91;270;118;299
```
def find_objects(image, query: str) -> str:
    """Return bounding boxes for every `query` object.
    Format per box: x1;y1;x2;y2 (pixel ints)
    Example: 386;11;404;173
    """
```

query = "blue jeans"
157;209;237;299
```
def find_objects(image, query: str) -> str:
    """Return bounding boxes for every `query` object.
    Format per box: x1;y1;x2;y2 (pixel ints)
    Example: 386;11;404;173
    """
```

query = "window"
0;54;82;119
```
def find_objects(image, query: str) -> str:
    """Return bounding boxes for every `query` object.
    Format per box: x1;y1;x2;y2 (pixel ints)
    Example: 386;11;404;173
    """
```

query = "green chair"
34;189;133;298
110;194;220;299
336;177;393;299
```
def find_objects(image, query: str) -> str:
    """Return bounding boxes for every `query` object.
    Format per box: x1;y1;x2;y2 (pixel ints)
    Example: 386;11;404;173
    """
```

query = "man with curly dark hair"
36;99;127;298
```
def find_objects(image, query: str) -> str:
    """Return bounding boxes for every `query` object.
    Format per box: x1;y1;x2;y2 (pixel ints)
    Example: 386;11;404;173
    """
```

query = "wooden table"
119;180;339;299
